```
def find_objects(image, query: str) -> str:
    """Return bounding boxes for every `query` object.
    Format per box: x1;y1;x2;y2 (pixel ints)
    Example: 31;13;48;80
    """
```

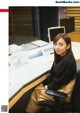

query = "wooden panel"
67;7;80;10
75;26;80;29
67;10;80;14
66;7;80;32
69;32;80;42
66;14;80;17
9;7;33;44
75;17;80;19
75;20;80;23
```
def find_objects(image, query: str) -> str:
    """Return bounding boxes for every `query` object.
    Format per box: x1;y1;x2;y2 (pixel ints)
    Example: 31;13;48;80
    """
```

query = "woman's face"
54;38;70;56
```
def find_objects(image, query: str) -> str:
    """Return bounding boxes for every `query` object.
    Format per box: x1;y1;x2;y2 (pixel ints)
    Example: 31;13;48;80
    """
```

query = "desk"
9;42;54;109
9;72;49;110
9;41;80;110
9;55;54;99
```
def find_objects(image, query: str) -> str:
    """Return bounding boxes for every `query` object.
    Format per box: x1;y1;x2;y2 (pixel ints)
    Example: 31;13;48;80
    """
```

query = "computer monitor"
48;26;65;43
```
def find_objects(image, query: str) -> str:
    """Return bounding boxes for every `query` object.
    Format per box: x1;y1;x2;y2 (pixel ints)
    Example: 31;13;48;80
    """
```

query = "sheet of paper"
31;40;49;47
21;43;38;51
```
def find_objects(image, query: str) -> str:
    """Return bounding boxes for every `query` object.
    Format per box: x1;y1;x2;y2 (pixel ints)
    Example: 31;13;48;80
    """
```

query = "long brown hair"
53;33;72;66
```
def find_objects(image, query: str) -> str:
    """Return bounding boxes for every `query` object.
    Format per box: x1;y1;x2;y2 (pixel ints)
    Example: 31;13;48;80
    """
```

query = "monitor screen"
48;26;65;42
60;17;75;33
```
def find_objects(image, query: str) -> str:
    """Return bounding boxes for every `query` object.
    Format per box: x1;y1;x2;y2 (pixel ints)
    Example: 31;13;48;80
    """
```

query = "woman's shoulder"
62;51;75;65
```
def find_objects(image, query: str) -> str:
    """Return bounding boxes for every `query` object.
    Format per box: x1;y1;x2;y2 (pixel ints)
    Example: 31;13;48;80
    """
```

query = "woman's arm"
47;59;76;90
42;64;54;85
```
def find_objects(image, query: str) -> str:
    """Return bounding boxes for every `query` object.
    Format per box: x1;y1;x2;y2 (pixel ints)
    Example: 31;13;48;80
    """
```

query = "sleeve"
42;63;55;85
47;60;75;90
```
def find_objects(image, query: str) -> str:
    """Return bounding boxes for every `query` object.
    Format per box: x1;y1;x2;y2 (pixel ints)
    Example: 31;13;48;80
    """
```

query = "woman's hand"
35;84;45;90
44;85;48;90
35;84;48;90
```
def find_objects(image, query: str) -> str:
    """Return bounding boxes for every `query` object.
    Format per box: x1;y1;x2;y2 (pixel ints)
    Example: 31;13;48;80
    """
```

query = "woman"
26;33;76;113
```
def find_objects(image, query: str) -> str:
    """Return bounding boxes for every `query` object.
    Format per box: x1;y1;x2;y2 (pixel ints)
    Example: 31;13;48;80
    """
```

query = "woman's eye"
59;43;63;46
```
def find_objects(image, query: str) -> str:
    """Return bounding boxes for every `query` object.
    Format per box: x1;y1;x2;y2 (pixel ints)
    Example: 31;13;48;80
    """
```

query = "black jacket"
43;51;76;90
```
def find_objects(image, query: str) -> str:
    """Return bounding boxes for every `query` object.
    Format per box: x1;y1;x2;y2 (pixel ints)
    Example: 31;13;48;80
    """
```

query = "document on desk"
9;51;29;68
31;40;49;47
21;43;38;51
9;48;45;69
9;44;23;54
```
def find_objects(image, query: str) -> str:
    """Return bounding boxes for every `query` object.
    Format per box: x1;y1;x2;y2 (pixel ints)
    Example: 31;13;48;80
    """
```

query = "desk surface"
9;41;80;99
9;42;54;99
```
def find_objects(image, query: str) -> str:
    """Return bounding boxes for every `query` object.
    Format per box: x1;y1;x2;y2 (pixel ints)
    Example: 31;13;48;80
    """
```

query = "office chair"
38;70;80;113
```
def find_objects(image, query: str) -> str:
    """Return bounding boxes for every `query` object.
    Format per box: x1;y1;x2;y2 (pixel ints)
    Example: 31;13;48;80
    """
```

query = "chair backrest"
71;70;80;111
